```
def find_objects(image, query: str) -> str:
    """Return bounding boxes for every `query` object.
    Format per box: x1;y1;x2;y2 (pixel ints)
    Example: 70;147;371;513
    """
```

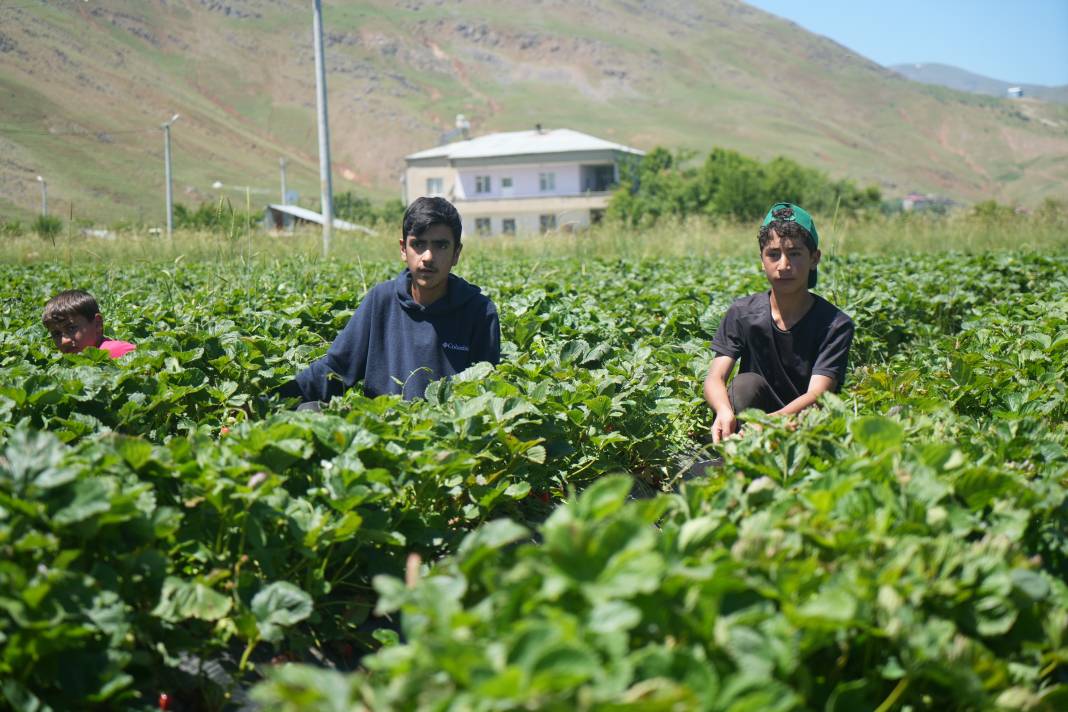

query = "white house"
402;127;644;236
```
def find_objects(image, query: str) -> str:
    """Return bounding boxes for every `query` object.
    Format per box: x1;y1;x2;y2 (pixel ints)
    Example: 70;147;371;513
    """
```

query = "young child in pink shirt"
42;290;136;359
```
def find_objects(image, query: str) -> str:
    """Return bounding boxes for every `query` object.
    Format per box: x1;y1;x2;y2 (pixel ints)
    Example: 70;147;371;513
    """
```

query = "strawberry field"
1;251;1067;711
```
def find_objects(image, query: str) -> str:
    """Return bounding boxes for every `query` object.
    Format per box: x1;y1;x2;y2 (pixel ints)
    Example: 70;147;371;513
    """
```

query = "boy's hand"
711;409;737;443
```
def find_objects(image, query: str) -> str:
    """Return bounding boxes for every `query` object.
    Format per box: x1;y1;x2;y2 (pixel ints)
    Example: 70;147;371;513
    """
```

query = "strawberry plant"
0;251;1065;710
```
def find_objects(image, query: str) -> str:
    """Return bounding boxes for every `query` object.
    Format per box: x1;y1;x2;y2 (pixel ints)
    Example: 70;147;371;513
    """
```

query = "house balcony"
452;192;615;215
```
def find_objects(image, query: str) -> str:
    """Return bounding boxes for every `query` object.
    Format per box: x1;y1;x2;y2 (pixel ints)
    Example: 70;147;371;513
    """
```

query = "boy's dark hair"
42;290;99;327
758;205;817;252
402;196;462;246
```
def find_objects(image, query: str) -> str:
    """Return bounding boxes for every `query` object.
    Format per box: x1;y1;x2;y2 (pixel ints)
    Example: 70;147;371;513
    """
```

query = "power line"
1;127;319;168
0;1;89;8
2;125;320;177
0;126;156;136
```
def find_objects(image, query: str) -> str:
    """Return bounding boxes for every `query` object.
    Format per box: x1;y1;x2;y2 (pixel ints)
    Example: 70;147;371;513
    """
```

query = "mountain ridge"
1;0;1066;223
890;62;1068;105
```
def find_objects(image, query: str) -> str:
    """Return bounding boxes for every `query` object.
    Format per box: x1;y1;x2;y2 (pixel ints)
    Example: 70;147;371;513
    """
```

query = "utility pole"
312;0;333;256
280;157;288;204
35;175;47;217
162;113;180;240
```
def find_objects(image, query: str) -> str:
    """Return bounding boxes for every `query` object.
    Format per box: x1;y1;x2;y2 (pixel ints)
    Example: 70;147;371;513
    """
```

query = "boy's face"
46;313;103;354
761;230;819;295
400;223;461;294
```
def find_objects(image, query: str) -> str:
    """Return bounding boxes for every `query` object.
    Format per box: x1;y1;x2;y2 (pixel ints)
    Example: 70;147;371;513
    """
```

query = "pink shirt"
99;339;136;359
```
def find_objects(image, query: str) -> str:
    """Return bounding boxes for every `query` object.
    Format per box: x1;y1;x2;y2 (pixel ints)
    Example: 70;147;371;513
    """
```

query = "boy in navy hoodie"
281;197;500;404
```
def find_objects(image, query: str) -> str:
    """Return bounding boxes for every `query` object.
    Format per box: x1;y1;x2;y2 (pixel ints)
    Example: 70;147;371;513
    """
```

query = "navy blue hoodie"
294;270;500;401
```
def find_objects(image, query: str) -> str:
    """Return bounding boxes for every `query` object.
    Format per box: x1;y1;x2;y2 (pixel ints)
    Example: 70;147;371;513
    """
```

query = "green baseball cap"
762;202;819;287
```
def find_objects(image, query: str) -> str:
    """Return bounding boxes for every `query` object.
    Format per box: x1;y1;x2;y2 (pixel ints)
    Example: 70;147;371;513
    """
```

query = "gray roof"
266;204;376;235
406;128;644;162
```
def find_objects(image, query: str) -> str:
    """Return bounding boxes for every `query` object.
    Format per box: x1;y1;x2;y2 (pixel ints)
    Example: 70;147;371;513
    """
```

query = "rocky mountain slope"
1;0;1066;222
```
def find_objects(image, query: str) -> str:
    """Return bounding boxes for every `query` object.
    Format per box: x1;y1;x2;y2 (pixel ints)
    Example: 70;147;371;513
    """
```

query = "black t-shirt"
711;291;854;408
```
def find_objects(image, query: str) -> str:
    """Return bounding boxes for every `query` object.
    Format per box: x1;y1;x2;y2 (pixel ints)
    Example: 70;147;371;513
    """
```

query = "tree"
608;144;882;225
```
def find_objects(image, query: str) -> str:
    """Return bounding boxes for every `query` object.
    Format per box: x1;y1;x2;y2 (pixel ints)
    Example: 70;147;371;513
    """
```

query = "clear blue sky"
744;0;1068;86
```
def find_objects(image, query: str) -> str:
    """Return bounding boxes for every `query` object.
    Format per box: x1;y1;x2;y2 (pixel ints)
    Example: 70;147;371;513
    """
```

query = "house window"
501;176;514;197
475;217;491;236
501;218;516;235
426;177;444;196
475;175;492;193
539;172;555;192
583;165;616;192
539;214;557;233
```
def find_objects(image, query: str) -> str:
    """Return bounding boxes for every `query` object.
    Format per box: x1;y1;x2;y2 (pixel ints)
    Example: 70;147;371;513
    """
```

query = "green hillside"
1;0;1067;223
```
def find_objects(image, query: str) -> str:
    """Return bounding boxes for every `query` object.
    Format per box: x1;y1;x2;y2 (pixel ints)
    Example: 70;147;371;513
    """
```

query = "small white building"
403;127;644;236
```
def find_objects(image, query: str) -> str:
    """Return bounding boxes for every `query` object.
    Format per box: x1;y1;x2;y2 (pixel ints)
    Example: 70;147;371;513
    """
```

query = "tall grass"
1;210;1065;266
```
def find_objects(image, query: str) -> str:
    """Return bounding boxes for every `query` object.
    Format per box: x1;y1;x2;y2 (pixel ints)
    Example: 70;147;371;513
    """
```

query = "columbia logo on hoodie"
442;342;470;352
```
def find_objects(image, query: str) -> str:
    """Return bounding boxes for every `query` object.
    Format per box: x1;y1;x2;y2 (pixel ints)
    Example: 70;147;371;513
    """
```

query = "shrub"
33;215;63;240
1;219;27;237
334;192;404;227
174;200;257;232
970;200;1017;222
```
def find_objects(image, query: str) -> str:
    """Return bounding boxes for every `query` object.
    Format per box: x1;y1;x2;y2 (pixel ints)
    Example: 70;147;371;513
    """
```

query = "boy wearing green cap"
704;202;854;443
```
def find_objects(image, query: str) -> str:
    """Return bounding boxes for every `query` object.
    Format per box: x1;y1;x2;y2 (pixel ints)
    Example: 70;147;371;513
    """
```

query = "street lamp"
210;180;270;195
162;113;180;240
35;175;47;217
